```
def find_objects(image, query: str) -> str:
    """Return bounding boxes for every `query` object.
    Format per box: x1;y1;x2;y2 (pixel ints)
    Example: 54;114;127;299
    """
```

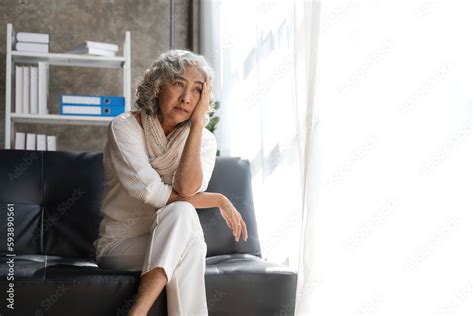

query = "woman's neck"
159;116;175;136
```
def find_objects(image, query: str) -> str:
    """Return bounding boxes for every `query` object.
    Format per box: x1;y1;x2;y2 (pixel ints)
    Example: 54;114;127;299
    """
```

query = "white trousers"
97;201;208;316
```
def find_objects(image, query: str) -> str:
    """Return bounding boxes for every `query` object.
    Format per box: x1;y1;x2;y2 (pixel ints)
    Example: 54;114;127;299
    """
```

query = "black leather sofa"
0;149;297;315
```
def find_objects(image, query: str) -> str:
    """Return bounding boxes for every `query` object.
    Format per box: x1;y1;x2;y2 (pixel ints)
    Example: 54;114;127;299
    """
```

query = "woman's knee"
157;201;201;227
169;200;195;211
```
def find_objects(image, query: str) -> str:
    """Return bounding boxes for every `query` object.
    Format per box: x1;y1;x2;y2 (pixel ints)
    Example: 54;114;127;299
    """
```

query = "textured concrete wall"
0;0;191;152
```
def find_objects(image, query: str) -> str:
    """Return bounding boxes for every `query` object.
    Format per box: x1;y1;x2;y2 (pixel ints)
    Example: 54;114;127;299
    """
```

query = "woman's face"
157;66;205;128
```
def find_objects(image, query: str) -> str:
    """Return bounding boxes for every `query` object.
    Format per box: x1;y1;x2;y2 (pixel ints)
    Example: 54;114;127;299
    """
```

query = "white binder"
22;66;29;114
37;134;47;150
15;42;49;53
14;132;25;150
66;46;116;57
16;32;49;44
38;62;49;114
47;135;56;151
30;66;38;114
26;133;36;150
67;40;118;52
15;65;22;114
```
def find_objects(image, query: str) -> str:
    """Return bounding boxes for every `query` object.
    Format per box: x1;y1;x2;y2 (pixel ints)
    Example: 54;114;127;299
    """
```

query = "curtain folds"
201;1;473;314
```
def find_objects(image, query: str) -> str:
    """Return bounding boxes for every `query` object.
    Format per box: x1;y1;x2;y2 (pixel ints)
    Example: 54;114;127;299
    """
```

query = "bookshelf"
3;23;131;149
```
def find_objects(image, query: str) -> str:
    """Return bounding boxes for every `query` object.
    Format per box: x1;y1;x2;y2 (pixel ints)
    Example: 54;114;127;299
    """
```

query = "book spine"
26;133;36;150
16;32;50;44
67;46;116;57
61;105;102;115
14;132;25;150
16;42;49;53
22;66;30;114
47;135;56;151
30;66;38;114
61;95;101;105
15;66;23;114
84;41;119;52
38;62;49;114
36;134;47;150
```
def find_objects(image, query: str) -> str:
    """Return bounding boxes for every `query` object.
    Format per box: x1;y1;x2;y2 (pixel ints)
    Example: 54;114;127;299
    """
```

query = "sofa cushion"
0;150;105;258
42;151;105;258
0;253;296;315
205;254;297;315
0;254;166;316
0;203;42;255
0;151;42;204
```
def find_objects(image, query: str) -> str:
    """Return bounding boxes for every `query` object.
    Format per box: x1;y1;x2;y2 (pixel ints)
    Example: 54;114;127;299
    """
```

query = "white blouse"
94;111;217;257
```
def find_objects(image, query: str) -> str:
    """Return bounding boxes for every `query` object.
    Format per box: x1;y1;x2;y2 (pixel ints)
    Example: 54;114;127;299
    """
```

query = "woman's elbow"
173;177;202;198
174;185;199;198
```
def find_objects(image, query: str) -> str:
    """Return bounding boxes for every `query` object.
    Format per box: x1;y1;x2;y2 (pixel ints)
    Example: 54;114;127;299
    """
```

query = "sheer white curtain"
202;0;473;315
296;1;473;315
200;0;304;269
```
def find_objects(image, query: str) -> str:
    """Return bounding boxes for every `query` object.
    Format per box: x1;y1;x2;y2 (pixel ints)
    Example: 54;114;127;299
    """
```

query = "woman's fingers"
202;80;211;104
232;211;239;240
237;215;248;242
205;78;212;93
191;79;212;124
205;79;211;94
233;212;248;242
241;218;248;242
235;214;242;242
233;213;248;242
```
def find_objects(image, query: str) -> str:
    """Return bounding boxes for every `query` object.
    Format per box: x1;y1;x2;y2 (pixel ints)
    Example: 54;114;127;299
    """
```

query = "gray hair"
135;49;216;126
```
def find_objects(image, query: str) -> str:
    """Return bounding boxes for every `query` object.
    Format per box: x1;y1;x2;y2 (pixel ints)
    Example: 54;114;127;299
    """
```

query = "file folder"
60;95;125;116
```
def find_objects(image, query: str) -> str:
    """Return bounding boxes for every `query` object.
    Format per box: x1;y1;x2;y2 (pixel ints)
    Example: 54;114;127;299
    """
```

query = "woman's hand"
219;196;248;242
190;79;211;126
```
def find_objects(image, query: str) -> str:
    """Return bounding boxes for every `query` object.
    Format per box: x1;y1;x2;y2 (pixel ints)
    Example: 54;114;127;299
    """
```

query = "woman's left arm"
173;79;212;197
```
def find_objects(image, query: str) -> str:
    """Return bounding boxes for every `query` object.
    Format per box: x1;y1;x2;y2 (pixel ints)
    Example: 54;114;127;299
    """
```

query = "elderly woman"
93;49;248;316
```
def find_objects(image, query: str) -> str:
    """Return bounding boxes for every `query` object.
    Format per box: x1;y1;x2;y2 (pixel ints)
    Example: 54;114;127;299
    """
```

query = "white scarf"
140;108;190;185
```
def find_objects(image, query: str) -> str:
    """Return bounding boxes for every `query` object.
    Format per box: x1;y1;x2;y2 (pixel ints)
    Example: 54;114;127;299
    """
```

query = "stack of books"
14;32;49;53
15;132;56;151
65;41;119;57
15;63;49;115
